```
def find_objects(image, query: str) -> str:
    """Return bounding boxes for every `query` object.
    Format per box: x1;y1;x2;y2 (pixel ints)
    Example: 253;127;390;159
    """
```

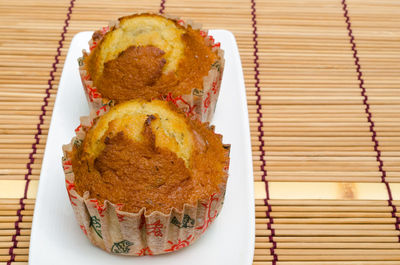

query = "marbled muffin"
62;99;230;255
79;13;224;122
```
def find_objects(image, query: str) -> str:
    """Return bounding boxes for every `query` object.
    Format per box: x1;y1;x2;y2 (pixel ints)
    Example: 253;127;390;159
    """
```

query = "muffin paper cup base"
78;13;225;123
62;107;230;256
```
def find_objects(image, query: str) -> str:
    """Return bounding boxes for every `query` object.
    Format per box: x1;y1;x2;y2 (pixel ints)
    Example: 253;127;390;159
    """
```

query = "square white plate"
29;30;254;265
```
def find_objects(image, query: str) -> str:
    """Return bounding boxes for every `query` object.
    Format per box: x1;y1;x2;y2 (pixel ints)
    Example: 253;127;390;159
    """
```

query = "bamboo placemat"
1;0;400;264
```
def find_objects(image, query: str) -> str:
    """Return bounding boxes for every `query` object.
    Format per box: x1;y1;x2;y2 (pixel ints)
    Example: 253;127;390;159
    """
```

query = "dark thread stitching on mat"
159;0;166;14
341;0;400;240
251;0;277;262
6;0;76;264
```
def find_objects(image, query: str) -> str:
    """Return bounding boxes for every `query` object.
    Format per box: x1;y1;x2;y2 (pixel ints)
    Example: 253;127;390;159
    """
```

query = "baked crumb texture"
78;13;225;122
62;99;230;255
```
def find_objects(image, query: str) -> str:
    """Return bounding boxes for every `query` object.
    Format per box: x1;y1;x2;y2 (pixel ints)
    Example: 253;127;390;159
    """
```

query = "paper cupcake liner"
62;104;230;256
77;13;225;123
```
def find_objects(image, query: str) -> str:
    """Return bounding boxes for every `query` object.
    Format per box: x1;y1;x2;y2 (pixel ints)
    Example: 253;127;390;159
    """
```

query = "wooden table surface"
1;0;400;264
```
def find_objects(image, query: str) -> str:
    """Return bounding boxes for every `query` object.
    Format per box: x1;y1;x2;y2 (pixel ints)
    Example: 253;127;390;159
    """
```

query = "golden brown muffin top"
85;13;219;103
71;100;229;214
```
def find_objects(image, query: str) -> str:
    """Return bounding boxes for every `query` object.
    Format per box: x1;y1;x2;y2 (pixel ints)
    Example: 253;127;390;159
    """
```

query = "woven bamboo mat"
0;0;399;264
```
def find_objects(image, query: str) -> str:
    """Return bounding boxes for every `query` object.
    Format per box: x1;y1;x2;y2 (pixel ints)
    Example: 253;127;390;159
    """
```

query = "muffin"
79;13;224;122
62;100;230;255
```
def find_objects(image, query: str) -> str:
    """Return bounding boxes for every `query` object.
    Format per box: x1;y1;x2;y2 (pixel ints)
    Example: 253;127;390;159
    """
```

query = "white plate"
29;30;254;265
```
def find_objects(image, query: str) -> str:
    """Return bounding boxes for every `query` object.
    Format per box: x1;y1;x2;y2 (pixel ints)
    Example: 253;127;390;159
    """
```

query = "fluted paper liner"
78;13;225;123
62;104;230;256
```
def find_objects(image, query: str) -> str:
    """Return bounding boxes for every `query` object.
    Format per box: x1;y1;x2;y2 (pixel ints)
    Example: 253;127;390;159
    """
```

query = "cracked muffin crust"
84;14;220;103
70;100;229;214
